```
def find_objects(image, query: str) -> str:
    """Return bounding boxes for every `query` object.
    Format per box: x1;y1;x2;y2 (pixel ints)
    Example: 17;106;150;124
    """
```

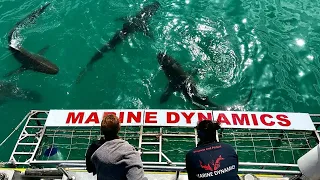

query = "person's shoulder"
219;142;234;148
217;142;237;152
116;139;136;151
186;146;197;157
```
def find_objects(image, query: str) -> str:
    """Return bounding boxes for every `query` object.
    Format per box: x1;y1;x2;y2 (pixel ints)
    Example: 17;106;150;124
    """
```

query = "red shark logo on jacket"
213;155;224;171
199;155;225;171
199;160;213;171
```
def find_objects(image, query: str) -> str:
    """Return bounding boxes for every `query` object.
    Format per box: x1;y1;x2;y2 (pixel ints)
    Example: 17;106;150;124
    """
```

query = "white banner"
45;109;316;131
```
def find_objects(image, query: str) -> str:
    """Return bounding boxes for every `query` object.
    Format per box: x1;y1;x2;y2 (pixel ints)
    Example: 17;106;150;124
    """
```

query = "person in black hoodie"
185;120;240;180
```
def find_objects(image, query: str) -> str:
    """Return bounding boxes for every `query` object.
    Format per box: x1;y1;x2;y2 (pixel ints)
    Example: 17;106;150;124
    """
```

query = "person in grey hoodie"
85;114;147;180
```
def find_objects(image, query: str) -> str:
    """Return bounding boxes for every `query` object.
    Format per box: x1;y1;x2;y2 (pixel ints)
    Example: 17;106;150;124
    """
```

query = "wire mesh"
33;125;318;172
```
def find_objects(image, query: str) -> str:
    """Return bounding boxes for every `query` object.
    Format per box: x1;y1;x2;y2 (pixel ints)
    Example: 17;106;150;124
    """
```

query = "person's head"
101;114;121;141
196;120;221;144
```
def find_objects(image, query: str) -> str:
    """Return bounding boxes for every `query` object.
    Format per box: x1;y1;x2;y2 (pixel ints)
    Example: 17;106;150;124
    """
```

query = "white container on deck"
297;144;320;180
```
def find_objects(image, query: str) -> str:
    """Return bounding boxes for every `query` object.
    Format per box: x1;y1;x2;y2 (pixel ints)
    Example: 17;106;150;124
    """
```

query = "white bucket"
297;144;320;180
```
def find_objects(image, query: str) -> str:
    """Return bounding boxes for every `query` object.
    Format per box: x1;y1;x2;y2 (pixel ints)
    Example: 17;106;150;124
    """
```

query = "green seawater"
0;0;320;167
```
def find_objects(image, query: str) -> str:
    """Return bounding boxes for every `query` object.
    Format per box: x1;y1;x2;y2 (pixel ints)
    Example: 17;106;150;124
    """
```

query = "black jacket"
185;142;239;180
85;137;106;174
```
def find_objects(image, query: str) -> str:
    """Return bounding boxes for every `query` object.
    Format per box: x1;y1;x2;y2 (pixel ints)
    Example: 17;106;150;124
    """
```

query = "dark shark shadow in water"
5;3;59;78
0;81;42;105
76;1;161;83
157;52;253;110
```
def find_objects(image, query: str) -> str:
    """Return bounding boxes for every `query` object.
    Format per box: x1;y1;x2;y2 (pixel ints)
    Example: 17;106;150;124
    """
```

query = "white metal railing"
8;110;48;166
29;160;302;174
54;162;302;180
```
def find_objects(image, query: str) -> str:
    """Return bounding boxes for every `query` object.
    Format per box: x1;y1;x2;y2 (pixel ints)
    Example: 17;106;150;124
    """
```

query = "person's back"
186;142;239;180
85;114;146;180
185;120;239;180
91;139;144;180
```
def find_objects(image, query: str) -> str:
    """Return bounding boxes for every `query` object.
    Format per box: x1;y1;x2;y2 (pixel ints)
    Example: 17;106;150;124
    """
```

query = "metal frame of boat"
1;110;319;180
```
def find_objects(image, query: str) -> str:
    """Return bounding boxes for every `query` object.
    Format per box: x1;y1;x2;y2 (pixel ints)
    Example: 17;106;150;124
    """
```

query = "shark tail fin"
75;68;88;84
75;64;93;84
8;2;51;44
241;84;253;106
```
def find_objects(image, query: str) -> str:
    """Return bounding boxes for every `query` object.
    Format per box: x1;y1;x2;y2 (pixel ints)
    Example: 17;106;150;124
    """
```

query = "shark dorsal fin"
37;45;50;56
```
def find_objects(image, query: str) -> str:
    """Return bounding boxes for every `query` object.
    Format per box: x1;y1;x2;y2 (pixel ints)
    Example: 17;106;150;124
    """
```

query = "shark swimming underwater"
157;52;253;110
76;1;161;83
5;3;59;78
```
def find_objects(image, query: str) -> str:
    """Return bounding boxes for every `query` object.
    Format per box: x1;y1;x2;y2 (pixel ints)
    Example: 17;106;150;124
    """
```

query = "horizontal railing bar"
237;169;301;175
141;142;161;145
29;118;47;120
25;126;44;128
142;152;161;155
30;161;299;168
43;129;312;134
41;133;314;139
10;162;31;165
13;152;33;155
52;166;301;175
18;143;38;146
142;134;195;137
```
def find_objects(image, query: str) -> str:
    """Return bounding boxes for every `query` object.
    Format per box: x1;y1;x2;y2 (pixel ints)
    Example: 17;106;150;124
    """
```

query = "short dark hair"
196;120;221;143
101;114;120;140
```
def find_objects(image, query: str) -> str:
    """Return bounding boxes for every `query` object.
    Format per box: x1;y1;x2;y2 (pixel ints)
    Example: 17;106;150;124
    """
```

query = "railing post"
57;165;75;180
175;170;180;180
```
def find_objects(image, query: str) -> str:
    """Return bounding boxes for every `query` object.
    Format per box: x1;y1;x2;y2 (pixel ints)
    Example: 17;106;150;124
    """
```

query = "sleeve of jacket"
185;151;196;180
85;140;100;174
123;144;148;180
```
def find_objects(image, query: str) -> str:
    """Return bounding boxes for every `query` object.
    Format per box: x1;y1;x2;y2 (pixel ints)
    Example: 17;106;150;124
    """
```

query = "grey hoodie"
91;139;147;180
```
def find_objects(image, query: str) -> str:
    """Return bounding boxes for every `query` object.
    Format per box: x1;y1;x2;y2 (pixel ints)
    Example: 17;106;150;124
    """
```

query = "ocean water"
0;0;320;164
